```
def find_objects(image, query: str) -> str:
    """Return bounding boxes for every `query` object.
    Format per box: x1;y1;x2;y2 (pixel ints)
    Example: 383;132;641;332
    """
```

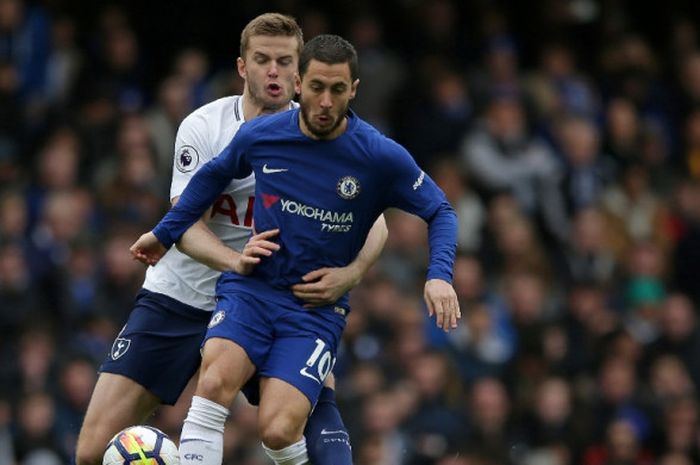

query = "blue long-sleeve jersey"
153;109;457;309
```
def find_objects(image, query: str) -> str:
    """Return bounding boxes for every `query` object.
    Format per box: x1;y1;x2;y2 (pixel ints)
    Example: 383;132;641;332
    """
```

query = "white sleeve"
169;112;214;201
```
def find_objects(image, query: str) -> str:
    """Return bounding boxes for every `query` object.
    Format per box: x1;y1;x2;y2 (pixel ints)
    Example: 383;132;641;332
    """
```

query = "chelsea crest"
337;176;360;200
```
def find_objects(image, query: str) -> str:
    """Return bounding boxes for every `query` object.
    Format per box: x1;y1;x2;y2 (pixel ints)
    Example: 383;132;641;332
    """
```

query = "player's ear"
294;72;301;94
349;79;360;100
236;57;246;79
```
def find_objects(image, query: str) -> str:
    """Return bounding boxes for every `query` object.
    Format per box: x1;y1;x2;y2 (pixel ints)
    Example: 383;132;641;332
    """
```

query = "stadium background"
3;0;700;464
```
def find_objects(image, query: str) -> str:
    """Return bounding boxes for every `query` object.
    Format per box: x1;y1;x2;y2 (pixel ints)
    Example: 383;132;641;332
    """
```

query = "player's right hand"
232;229;281;275
130;231;167;266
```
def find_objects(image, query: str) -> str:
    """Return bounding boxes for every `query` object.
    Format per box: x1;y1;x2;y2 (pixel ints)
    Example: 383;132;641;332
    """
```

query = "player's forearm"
176;220;239;272
426;201;458;282
348;214;388;282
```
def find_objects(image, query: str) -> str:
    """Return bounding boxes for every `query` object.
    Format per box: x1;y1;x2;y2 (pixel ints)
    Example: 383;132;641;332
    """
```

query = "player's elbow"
427;199;457;224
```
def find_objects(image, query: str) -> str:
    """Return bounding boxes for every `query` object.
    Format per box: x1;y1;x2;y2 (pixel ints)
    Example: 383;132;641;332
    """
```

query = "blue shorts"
99;289;212;405
206;292;346;406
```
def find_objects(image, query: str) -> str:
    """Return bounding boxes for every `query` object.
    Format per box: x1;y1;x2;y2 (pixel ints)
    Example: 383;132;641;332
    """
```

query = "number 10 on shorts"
299;338;335;384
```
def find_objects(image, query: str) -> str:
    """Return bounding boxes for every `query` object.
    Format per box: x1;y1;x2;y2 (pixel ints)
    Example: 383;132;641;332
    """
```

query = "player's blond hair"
240;13;303;59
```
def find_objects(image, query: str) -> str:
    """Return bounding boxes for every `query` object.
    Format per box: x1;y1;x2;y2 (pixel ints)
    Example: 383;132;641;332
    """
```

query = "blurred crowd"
3;0;700;464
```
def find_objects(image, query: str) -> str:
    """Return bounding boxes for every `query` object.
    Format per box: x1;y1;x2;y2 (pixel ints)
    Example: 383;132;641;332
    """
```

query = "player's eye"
278;58;293;66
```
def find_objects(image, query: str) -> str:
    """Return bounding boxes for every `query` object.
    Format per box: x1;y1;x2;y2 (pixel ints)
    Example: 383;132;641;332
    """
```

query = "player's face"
299;59;358;140
237;35;300;114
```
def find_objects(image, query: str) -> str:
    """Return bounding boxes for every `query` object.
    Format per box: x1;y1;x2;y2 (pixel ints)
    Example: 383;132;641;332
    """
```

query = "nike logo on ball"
262;163;288;174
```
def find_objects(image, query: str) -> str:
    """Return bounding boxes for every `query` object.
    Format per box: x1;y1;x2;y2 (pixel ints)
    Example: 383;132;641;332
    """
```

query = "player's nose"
319;90;332;108
267;62;279;77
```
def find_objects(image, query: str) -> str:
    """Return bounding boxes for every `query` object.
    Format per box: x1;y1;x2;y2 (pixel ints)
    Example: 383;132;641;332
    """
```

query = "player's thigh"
255;335;338;441
101;290;211;405
197;337;256;406
199;293;275;405
76;373;160;465
258;376;312;446
324;371;336;390
259;322;342;409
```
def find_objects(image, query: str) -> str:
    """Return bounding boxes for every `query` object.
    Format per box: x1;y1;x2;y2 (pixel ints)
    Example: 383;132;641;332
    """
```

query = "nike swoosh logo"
320;429;349;436
299;366;321;384
262;163;288;174
180;438;213;444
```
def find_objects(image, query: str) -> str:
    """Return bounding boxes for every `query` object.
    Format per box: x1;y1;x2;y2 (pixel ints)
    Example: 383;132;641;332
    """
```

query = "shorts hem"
97;367;179;406
257;370;321;408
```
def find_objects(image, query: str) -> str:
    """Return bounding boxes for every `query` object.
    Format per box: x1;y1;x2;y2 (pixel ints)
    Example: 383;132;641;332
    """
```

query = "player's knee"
260;416;303;451
196;370;230;403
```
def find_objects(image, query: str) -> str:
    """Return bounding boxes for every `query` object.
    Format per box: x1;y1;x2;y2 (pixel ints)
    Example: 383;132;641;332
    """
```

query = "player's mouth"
266;83;283;97
316;113;332;125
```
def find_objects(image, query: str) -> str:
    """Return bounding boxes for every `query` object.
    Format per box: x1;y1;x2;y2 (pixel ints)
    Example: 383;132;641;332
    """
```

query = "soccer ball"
103;425;180;465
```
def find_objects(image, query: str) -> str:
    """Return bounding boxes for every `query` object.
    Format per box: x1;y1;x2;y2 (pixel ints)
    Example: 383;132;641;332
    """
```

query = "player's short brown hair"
240;13;303;59
299;34;358;81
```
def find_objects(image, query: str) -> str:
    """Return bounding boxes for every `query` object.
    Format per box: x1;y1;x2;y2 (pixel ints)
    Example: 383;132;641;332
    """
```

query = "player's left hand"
130;231;167;266
291;265;360;307
424;279;461;332
233;228;281;275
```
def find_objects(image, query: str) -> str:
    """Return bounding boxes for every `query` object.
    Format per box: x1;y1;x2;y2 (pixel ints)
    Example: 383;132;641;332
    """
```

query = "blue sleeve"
383;143;458;282
152;132;253;249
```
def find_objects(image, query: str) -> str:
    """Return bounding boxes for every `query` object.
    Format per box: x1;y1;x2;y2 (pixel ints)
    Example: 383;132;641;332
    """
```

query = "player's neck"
241;94;292;122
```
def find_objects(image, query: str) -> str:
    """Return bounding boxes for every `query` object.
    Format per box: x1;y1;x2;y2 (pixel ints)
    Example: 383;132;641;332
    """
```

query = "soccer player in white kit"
74;13;387;465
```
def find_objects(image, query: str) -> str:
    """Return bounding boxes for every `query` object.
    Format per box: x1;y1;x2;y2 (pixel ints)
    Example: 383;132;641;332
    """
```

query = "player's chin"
264;90;291;104
312;125;336;138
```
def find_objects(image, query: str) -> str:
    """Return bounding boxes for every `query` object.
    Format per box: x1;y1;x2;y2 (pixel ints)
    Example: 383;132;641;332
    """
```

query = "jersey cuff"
153;224;175;250
426;269;453;284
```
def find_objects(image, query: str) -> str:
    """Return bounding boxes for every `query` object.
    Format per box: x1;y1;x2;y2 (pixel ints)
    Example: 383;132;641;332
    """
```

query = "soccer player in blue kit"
76;14;387;465
132;34;460;465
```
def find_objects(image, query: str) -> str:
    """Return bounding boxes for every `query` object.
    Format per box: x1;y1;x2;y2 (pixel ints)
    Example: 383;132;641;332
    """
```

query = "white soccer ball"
103;425;180;465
